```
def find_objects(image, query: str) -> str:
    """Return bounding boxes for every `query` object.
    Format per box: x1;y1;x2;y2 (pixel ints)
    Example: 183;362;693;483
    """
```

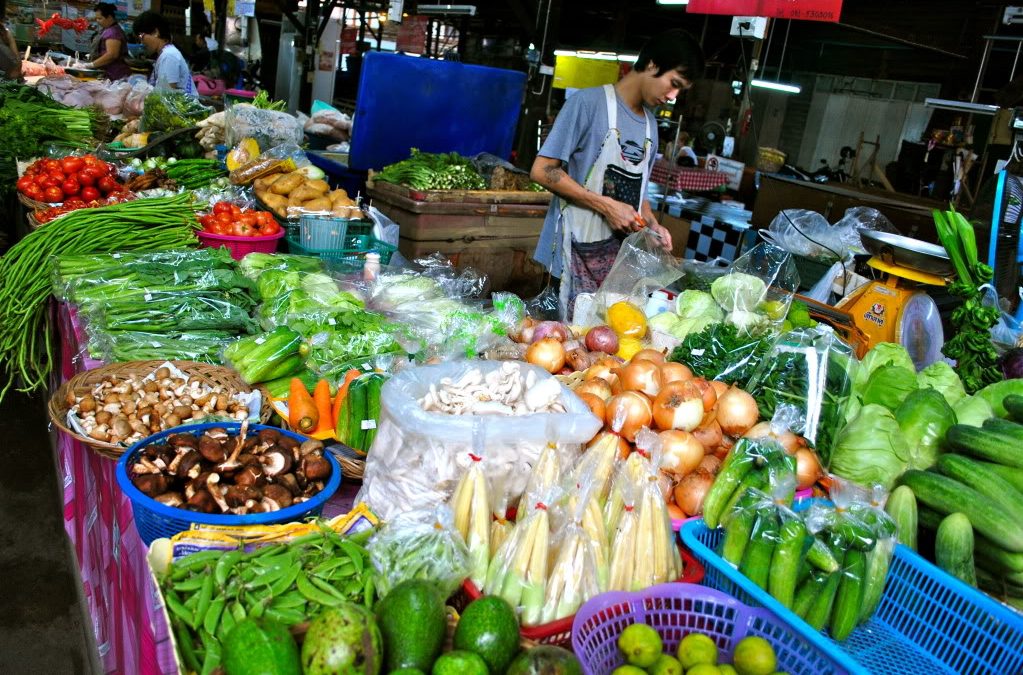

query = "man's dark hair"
132;11;170;40
94;2;117;18
635;28;705;79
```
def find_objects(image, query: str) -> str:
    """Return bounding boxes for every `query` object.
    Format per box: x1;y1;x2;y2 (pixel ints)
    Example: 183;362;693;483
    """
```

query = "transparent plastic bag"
229;143;310;185
90;292;257;334
225;103;304;151
355;361;597;521
255;269;363;329
448;433;493;588
236;252;325;280
526;284;561;321
746;326;858;465
87;328;236;363
714;242;799;326
766;207;896;263
594;229;682;321
140;89;212;132
367;506;471;598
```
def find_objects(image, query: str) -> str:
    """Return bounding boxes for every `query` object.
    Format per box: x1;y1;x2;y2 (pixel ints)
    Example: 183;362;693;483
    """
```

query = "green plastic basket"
286;233;396;272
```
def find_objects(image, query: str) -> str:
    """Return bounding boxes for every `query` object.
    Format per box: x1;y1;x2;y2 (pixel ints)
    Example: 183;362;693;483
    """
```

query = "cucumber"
898;470;1023;552
702;442;756;528
946;425;1023;468
769;517;808;609
973;538;1023;574
982;416;1023;442
740;509;779;590
830;549;866;641
721;490;760;566
805;567;842;631
977;567;1023;599
1004;394;1023;423
859;539;893;624
935;513;977;587
259;354;306;383
361;374;385;452
885;485;918;551
343;378;368;450
806;537;841;573
935;454;1023;521
794;571;828;619
979;461;1023;494
720;471;767;527
826;511;876;551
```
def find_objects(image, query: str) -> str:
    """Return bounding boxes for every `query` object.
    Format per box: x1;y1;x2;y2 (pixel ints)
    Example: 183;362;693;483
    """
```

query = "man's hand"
647;220;673;251
601;197;644;234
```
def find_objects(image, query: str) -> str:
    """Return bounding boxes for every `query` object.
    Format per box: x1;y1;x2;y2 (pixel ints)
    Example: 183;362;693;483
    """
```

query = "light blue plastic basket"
680;501;1023;674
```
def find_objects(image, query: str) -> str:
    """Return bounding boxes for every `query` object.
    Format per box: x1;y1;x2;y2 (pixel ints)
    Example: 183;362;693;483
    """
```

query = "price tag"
254;337;265;345
360;419;377;430
691;348;706;356
112;253;122;259
328;317;336;326
143;293;152;301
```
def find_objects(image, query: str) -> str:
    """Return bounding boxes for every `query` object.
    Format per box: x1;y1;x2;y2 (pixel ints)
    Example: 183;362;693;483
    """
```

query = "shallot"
715;386;759;436
585;325;619;354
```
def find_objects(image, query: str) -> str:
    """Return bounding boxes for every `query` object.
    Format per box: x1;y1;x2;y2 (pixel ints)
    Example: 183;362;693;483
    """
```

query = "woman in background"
88;3;131;81
133;11;195;96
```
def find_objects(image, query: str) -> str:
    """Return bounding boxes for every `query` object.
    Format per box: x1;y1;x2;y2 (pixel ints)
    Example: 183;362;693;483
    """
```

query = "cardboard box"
658;213;692;258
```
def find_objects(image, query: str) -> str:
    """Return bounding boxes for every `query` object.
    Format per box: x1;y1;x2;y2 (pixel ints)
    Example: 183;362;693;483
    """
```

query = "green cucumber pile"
701;437;797;530
224;326;309;385
335;373;385;453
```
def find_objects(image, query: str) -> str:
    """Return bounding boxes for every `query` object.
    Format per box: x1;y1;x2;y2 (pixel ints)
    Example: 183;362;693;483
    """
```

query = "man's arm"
530;155;642;234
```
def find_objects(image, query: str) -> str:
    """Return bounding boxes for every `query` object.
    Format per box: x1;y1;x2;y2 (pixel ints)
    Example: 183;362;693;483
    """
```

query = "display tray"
367;176;552;205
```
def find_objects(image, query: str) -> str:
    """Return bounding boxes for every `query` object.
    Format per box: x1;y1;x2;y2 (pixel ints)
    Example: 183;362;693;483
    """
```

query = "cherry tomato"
60;157;84;174
43;186;64;203
76;170;97;187
41;159;60;172
80;186;101;203
212;202;232;215
16;176;35;192
61;179;80;196
97;176;119;194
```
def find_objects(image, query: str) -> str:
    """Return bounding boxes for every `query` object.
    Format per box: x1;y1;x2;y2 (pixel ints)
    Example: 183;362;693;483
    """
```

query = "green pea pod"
217;605;236;643
265;608;307;626
172;618;201;674
270;591;308;610
164;590;195;629
245;543;287;560
269;565;301;597
340;541;366;575
230;600;247;622
310;575;348;602
312;557;355;578
194;574;214;628
203;595;226;638
214;550;243;587
171;551;224;580
363;574;375;608
171;575;208;593
297;571;344;607
199;630;221;675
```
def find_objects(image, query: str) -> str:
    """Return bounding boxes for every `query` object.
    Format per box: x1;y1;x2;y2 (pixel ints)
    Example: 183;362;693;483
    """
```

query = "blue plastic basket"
116;422;342;545
680;501;1023;674
571;582;849;675
286;233;396;272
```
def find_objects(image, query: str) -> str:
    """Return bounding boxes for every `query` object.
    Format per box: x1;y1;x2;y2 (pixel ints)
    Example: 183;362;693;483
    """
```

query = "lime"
760;300;787;321
718;666;738;675
617;623;663;668
610;666;647;675
647;653;683;675
732;636;777;675
677;632;718;669
687;665;722;675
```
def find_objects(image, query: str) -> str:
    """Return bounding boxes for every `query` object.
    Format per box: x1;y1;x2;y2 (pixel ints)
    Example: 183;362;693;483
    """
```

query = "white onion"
715;386;759;436
659;430;704;477
651;381;704;431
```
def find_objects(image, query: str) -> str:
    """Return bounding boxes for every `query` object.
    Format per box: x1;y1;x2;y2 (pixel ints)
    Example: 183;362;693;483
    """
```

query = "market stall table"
52;302;359;674
650;160;730;193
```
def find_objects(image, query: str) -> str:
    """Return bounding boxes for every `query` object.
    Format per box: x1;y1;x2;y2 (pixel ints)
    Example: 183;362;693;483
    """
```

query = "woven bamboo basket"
18;192;51;211
49;360;273;460
27;210;44;230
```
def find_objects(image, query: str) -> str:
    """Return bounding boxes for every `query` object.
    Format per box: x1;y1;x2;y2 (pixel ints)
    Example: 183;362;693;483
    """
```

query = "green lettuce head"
854;342;915;392
830;404;910;489
675;289;724;321
711;272;767;312
860;364;918;412
952;395;994;427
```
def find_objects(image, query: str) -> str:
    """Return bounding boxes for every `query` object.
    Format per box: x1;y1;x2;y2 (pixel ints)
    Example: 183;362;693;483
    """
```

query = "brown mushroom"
262;484;294;509
94;410;112;426
238;453;261;468
224;485;262;507
79;395;97;413
172;405;193;421
185;471;213;500
198;435;227;463
206;427;229;441
276;473;301;496
186;490;216;513
174;450;202;479
242;436;259;453
168;434;199;450
155;492;184;507
261;450;293;477
257;429;281;445
277;436;300;453
133;474;169;497
299;439;324;457
207;475;230;513
234;465;266;488
301;455;331;482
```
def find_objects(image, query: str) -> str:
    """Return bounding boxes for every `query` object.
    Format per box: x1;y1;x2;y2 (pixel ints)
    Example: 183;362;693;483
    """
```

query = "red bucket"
196;229;285;260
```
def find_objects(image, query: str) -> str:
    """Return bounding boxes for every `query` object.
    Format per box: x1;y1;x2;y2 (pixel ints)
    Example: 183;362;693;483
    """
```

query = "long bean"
0;195;198;401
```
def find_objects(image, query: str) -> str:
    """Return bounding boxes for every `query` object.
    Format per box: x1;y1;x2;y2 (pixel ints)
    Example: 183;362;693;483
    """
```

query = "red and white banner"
686;0;842;22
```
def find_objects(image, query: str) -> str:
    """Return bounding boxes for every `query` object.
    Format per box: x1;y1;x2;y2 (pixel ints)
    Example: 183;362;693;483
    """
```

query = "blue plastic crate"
286;233;396;272
116;422;342;545
681;503;1023;674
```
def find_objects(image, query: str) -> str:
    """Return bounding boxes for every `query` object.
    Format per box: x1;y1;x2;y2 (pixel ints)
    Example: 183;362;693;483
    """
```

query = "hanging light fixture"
750;20;801;94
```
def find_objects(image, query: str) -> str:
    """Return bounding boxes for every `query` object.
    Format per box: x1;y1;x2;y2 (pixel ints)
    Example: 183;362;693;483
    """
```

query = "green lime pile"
613;625;784;675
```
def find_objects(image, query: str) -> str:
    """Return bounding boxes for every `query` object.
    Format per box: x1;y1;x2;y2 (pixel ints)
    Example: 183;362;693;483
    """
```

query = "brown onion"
659;430;704;477
710;380;729;398
525;338;566;373
713;435;736;460
512;316;538;343
795;448;823;490
615;360;663;398
605;392;653;442
698;454;722;475
566;348;594;372
576;378;613;402
586;358;617;384
691;377;718;411
692;410;723;450
743;421;801;454
660;361;693;384
632;348;667;364
577;392;606;421
651;381;704;431
674;469;715;516
666;501;686;520
715;386;759;436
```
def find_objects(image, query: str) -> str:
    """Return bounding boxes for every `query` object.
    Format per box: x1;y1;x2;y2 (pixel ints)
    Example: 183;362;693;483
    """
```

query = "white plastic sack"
355;361;602;521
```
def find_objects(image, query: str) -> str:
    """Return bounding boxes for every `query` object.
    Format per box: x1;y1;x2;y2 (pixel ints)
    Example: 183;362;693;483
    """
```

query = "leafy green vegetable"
668;322;774;385
860;364;918;412
831;404;910;489
917;361;967;406
895;389;955;470
375;149;486;191
675;289;723;321
710;272;767;312
952;394;994;426
238;252;324;280
853;342;915;392
251;90;288;111
140;91;212;132
725;309;769;334
972;379;1023;418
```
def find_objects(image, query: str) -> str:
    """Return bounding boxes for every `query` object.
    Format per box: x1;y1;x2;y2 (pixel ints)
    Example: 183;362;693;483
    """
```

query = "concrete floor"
0;385;100;674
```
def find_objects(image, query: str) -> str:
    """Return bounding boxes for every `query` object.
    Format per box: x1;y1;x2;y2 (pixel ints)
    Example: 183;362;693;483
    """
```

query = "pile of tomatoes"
17;155;125;205
199;202;282;237
35;193;135;224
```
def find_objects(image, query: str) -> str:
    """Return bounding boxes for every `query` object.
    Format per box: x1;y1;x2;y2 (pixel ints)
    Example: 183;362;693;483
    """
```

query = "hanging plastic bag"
593;228;683;321
367;506;471;598
140;89;212;132
225;103;304;150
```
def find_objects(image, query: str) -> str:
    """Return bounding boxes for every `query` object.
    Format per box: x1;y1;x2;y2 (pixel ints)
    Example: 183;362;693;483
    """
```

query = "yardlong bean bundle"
0;195;199;400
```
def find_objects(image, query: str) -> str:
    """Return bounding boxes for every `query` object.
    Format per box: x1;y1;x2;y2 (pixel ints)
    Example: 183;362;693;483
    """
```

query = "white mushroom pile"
69;366;250;445
418;362;565;416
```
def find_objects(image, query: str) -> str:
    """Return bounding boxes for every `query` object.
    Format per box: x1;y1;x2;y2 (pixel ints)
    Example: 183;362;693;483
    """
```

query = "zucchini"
805;567;842;631
794;570;828;619
702;441;756;528
830;549;866;641
740;509;779;590
898;470;1023;552
1004;394;1023;423
935;513;977;587
946;424;1023;468
721;490;760;566
859;539;894;624
935;454;1023;521
885;485;918;551
769;517;808;609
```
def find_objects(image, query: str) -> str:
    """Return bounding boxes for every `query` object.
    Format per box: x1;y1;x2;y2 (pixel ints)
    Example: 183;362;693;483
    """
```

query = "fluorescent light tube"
657;0;690;4
923;98;999;115
750;79;802;94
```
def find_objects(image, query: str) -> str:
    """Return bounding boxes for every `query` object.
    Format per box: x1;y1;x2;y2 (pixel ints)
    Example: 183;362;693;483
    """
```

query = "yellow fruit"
718;666;738;675
617;623;662;668
616;337;644;361
226;138;260;171
608;301;648;339
611;667;647;675
732;636;777;675
677;632;718;669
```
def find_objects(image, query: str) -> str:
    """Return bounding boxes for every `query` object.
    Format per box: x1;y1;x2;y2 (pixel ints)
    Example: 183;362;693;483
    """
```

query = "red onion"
532;321;569;343
585;325;619;354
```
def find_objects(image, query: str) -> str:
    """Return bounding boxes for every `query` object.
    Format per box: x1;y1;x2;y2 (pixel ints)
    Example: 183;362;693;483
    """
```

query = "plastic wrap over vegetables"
354;361;600;521
367;506;470;598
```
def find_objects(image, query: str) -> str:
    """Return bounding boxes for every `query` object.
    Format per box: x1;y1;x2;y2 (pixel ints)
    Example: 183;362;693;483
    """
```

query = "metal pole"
971;38;992;102
1012;42;1022;81
777;19;792;80
760;20;774;78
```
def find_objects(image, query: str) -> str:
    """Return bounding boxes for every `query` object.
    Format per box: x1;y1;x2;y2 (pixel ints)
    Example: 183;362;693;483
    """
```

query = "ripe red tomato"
80;186;101;203
43;186;64;203
76;170;97;187
41;159;60;172
97;176;119;194
16;176;35;193
212;202;233;215
24;185;45;202
60;157;84;174
231;221;255;237
262;220;281;235
61;179;80;196
48;171;67;184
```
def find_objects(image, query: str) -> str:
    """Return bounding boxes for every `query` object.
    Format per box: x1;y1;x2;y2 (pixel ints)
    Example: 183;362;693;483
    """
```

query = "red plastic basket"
196;229;285;260
451;542;704;647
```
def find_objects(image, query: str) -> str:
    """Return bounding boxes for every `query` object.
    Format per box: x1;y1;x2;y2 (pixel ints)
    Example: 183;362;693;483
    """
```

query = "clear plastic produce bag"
225;103;304;151
355;361;599;521
594;229;683;321
367;506;471;598
715;242;800;327
140;89;212;132
766;207;896;263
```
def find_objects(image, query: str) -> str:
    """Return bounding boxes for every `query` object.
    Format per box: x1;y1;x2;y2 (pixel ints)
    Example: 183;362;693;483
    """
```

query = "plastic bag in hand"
594;229;682;322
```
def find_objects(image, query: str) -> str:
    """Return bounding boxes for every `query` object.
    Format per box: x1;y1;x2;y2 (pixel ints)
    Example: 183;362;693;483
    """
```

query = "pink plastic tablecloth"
54;302;358;674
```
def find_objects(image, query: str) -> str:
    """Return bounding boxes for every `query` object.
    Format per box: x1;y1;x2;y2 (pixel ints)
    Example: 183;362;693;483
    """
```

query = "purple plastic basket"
572;583;849;675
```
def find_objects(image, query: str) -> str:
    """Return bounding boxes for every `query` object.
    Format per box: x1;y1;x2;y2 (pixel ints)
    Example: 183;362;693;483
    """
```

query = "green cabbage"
648;311;681;334
830;404;910;489
674;315;720;340
675;289;724;321
710;272;767;312
853;342;915;392
973;379;1023;417
952;395;994;426
860;364;918;412
726;310;769;335
895;389;955;470
917;361;966;406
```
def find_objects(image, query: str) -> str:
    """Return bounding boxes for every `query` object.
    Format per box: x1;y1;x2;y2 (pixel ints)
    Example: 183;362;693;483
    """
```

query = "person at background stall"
86;3;131;81
132;10;196;96
530;28;704;320
0;3;21;82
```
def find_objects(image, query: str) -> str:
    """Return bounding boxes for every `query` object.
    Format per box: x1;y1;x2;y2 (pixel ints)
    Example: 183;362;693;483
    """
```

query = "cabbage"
830;404;910;489
710;272;767;312
674;315;719;340
853;342;915;392
895;389;955;470
860;364;918;412
675;290;724;321
917;361;966;406
952;395;994;426
973;379;1023;418
725;310;769;335
648;311;681;334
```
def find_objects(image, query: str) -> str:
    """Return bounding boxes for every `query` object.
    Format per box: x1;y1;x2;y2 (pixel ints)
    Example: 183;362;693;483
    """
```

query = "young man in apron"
531;29;704;320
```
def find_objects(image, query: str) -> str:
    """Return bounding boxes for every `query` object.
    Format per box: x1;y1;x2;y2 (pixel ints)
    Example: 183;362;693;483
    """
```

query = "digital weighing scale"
836;230;952;369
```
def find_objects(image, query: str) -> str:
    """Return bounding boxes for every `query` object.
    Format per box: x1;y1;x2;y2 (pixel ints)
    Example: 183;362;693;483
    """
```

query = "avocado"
431;650;489;675
301;603;382;675
506;646;583;675
376;580;446;672
222;618;301;675
389;670;425;675
452;596;521;675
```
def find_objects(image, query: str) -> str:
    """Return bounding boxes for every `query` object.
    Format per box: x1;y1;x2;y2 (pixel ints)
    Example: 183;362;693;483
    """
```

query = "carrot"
331;369;362;423
312;379;333;433
288;377;318;433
